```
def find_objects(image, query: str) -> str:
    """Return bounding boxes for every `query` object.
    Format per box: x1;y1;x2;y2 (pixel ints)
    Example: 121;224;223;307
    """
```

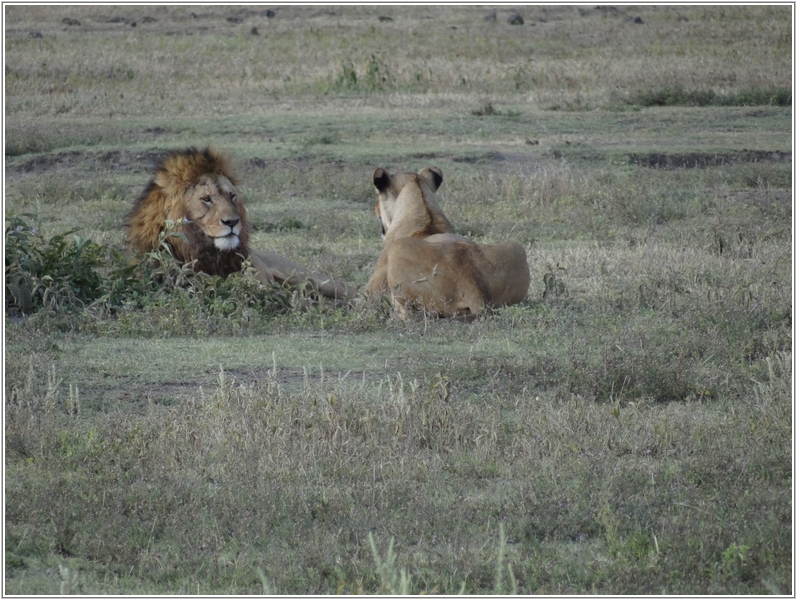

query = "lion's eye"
201;196;213;206
230;194;237;204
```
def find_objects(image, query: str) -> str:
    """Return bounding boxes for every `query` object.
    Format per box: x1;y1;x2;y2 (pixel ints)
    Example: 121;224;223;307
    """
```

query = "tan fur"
125;147;356;300
365;166;530;319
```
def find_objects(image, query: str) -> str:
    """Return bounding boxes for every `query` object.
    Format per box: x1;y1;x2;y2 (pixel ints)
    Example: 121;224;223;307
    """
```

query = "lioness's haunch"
124;147;356;301
365;166;531;319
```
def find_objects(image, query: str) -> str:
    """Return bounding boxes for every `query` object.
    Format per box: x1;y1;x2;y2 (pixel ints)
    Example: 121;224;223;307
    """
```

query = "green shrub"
4;216;292;327
5;215;107;313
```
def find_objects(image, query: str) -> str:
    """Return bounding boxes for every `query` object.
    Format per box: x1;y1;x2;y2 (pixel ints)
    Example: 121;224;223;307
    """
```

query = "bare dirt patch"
451;150;549;169
76;366;367;411
7;148;163;176
628;149;791;169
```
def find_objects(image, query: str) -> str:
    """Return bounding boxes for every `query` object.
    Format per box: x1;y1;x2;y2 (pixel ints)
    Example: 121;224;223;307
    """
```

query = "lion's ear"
420;166;443;191
373;167;392;192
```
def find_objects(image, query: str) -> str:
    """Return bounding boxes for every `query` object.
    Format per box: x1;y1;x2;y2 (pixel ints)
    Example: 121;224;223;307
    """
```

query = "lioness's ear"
373;167;391;192
419;166;443;191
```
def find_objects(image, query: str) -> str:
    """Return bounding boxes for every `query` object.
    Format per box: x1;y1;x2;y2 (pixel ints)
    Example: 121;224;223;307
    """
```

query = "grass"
4;6;792;117
4;345;792;594
4;4;793;595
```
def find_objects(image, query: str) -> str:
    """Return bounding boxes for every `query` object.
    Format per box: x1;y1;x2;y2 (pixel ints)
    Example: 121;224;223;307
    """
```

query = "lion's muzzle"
213;218;242;251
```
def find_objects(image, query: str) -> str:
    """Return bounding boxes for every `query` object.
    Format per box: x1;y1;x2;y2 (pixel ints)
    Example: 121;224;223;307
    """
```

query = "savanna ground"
3;4;793;595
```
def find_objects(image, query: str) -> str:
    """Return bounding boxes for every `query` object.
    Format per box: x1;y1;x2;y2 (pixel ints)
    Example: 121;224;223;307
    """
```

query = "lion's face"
181;174;242;251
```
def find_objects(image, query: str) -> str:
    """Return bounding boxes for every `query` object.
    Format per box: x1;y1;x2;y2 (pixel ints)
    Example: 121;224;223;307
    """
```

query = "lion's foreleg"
247;251;277;285
249;248;356;300
390;288;411;319
365;253;390;298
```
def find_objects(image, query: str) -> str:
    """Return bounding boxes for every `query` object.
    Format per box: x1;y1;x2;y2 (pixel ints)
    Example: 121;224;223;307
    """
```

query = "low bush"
5;216;291;330
5;215;107;314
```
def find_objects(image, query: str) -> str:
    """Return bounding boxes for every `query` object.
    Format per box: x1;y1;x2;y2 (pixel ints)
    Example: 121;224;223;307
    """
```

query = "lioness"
125;147;356;300
365;166;531;319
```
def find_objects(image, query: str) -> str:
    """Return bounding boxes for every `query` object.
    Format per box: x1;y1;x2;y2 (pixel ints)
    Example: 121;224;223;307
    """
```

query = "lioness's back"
477;241;530;306
367;165;531;318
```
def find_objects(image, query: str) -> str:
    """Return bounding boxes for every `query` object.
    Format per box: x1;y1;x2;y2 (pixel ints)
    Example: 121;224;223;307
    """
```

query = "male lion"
365;166;530;319
124;147;356;300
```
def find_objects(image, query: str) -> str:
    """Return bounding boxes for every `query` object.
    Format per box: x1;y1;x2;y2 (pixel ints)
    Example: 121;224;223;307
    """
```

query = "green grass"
4;4;792;595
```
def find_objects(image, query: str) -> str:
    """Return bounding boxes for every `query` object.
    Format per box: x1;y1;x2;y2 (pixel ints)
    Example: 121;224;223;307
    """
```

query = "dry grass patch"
5;351;791;594
5;5;790;117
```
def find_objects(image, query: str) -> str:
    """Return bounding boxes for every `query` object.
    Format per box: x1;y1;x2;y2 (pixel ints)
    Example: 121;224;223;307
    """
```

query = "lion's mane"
124;147;249;277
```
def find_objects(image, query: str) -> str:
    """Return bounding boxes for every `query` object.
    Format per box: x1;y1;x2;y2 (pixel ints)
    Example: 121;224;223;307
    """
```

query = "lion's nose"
222;217;240;229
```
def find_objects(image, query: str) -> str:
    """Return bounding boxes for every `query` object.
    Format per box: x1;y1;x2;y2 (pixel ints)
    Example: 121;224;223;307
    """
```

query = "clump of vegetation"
329;54;394;94
4;216;292;331
5;215;108;314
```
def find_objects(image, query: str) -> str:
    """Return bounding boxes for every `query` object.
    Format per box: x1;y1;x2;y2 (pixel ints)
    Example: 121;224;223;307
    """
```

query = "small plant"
332;59;359;91
329;55;394;93
363;54;393;92
721;543;753;580
542;263;568;299
472;100;498;116
59;564;82;595
369;533;411;594
494;523;518;595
